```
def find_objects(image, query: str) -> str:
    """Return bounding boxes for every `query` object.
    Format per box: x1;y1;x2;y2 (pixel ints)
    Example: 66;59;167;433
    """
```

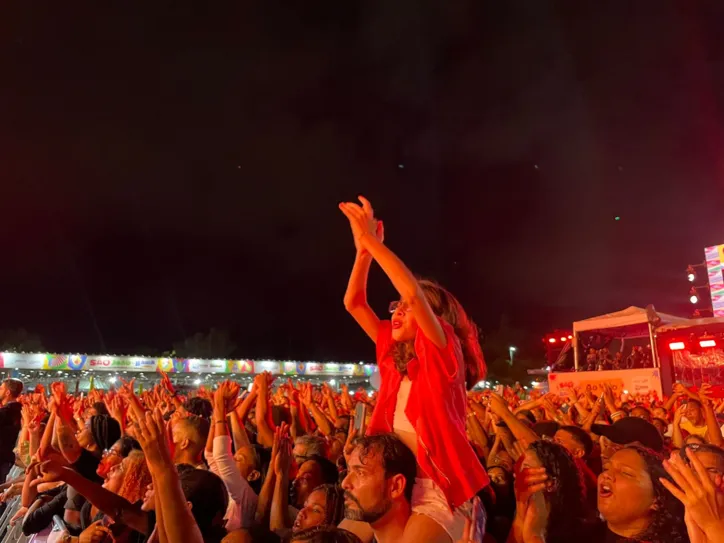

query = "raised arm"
269;436;293;536
54;396;83;464
137;410;204;543
255;373;275;448
340;197;446;348
33;459;149;534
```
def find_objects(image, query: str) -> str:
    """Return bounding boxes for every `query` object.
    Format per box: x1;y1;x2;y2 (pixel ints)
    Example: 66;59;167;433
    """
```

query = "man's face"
341;447;394;524
630;407;651;422
292;443;309;468
0;383;7;404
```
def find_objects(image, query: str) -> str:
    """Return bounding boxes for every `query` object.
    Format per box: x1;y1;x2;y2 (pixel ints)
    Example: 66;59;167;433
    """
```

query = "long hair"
290;526;362;543
312;484;345;527
419;280;486;390
528;440;591;543
623;445;688;543
117;450;152;505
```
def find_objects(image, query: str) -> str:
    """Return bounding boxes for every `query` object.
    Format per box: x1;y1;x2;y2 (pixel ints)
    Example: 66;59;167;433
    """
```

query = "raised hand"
158;368;176;396
50;382;66;406
339;196;383;252
274;435;292;477
135;408;173;473
78;519;113;543
344;419;359;462
674;404;687;425
661;449;724;543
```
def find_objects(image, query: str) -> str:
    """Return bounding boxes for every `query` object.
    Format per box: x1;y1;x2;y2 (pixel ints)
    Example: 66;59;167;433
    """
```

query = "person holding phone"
340;197;489;543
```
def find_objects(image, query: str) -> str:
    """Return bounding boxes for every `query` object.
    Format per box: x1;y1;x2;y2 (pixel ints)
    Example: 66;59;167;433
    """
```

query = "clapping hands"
339;196;384;254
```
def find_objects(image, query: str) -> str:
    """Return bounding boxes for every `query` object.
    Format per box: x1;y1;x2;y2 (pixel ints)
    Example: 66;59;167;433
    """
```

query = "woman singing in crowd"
339;196;489;543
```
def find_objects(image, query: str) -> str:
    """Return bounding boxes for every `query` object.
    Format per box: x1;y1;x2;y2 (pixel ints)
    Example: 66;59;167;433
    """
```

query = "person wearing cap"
591;416;663;464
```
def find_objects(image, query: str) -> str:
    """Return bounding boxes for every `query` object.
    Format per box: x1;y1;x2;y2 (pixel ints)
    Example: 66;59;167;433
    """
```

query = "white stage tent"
572;306;690;369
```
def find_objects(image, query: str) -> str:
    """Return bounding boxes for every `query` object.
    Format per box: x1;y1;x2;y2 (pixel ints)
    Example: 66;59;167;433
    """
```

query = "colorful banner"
227;360;254;374
706;244;724;317
548;368;663;399
0;351;375;376
188;359;227;373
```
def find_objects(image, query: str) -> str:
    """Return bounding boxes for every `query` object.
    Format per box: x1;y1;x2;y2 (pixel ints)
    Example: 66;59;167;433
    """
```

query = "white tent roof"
573;306;690;334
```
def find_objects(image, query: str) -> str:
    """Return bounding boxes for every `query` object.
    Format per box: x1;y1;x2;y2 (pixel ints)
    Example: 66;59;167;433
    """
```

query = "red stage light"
560;337;567;342
548;338;556;343
669;342;686;351
568;335;573;339
700;339;717;348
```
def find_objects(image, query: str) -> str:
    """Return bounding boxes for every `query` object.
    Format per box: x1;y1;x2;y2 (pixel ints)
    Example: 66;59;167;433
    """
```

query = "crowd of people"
0;197;722;543
581;346;654;372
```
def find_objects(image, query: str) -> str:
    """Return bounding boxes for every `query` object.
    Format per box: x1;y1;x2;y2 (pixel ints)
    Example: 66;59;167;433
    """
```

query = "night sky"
2;2;724;363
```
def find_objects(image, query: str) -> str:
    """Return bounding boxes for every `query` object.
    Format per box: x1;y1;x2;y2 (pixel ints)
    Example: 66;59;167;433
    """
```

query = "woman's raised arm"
340;196;445;348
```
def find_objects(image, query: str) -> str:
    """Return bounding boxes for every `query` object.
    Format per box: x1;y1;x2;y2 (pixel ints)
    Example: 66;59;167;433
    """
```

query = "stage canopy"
573;306;689;335
572;306;690;369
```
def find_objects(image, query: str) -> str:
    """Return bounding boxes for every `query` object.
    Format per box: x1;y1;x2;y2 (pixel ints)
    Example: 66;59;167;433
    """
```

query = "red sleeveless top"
366;318;489;508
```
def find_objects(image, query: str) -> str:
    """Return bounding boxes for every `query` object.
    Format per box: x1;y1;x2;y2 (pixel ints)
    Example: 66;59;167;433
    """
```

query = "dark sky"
2;2;724;362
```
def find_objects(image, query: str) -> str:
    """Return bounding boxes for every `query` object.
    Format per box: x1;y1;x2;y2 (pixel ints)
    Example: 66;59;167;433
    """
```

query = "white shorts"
411;478;472;541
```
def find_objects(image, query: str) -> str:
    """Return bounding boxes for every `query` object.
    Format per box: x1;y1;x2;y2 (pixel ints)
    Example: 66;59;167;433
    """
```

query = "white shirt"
206;435;258;531
393;378;416;434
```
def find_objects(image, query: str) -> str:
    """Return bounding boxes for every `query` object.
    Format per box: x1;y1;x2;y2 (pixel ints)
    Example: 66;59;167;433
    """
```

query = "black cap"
533;421;560;439
591;417;663;452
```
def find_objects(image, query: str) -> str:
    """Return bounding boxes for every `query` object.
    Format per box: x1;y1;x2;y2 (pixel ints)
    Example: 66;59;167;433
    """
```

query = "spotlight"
194;379;201;385
669;342;686;351
700;338;717;348
689;287;699;304
548;338;556;344
560;337;567;342
687;265;696;282
108;377;117;383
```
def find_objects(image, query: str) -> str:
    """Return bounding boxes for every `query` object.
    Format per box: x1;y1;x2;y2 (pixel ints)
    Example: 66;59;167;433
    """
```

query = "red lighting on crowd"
669;342;686;351
700;339;717;348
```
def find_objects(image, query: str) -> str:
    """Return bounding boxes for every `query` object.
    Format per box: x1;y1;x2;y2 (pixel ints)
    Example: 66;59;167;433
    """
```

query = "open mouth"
598;482;613;498
392;320;402;330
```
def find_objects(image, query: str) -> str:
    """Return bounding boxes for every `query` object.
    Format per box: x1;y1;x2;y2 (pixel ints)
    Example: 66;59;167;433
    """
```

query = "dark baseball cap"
591;417;663;452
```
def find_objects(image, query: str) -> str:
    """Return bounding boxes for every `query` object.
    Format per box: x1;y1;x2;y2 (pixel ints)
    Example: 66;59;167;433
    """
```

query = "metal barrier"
0;466;28;543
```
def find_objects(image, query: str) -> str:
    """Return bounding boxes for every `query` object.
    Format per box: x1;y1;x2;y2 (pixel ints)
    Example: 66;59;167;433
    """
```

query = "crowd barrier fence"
0;466;31;543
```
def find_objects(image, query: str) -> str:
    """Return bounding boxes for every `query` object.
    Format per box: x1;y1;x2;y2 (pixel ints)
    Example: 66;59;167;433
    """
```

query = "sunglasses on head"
388;301;412;314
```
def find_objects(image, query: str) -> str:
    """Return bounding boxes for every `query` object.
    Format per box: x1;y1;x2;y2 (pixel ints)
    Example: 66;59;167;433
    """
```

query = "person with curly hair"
595;445;688;543
290;525;362;543
511;440;594;543
340;196;488;543
292;484;346;533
